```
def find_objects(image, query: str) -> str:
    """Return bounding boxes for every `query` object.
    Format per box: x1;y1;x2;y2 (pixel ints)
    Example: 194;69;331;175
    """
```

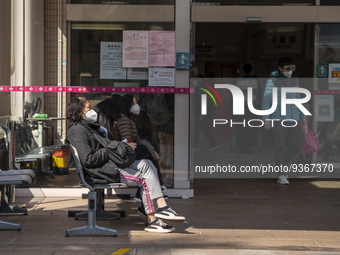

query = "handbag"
138;139;159;161
92;132;136;168
300;125;320;154
106;140;136;168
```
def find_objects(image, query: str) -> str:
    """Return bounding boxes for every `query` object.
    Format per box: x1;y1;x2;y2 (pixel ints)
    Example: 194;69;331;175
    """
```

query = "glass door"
190;4;340;180
314;24;340;166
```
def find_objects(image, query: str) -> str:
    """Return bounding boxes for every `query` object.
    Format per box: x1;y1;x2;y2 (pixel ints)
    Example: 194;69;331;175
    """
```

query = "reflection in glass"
192;0;314;6
320;0;340;5
70;0;174;4
71;22;175;188
316;24;340;163
71;22;174;89
190;78;340;179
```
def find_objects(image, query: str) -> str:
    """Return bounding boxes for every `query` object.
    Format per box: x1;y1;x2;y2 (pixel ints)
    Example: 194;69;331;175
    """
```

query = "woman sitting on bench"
66;96;185;233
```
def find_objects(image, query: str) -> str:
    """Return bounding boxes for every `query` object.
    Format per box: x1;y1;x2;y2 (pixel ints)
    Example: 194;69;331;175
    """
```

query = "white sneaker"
144;219;175;233
154;206;186;222
277;175;290;185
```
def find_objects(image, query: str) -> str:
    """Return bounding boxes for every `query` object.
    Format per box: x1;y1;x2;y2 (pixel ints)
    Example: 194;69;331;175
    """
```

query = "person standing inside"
145;93;174;170
262;57;308;185
116;95;163;181
116;95;166;218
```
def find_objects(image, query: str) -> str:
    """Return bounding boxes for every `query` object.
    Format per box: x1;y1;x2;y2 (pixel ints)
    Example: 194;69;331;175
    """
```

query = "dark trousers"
273;123;304;167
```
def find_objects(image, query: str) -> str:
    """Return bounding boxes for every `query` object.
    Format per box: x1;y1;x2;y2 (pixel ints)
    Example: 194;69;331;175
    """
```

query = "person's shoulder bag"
92;132;136;168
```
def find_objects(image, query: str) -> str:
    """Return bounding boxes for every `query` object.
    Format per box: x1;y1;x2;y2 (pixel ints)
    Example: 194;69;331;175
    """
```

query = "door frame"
192;6;340;23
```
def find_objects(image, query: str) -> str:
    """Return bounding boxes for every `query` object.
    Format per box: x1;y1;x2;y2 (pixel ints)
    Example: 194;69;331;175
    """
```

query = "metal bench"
66;144;132;237
0;169;35;230
1;123;50;173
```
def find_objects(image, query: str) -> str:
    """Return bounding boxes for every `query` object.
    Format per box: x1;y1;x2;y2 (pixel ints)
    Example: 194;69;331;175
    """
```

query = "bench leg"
68;209;125;219
68;189;125;219
0;200;27;215
74;210;122;220
66;224;117;236
0;220;21;230
0;185;27;215
0;204;27;215
66;190;118;237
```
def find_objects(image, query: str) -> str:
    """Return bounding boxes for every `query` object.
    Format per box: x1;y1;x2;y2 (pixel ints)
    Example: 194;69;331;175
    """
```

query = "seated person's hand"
127;142;137;150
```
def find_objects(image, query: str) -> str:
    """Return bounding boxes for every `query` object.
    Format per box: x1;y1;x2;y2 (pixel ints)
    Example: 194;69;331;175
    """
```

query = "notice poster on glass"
100;42;126;79
314;95;334;122
317;64;328;78
328;63;340;84
149;31;175;67
122;31;149;68
127;68;149;80
149;68;175;87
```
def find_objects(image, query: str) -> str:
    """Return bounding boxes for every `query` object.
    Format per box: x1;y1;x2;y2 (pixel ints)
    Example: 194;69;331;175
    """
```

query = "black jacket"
67;120;120;184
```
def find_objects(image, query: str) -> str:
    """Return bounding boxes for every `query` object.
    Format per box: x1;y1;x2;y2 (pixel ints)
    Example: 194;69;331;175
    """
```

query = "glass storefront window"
192;0;315;5
71;22;174;88
70;0;174;4
320;0;340;5
190;21;340;179
193;23;314;78
315;24;340;163
192;23;305;179
71;22;176;188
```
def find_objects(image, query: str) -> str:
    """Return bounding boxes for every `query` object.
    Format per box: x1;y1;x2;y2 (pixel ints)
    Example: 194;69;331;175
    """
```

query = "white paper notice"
328;63;340;84
314;95;334;122
100;42;126;79
149;68;175;87
149;31;175;67
123;31;149;68
127;68;149;80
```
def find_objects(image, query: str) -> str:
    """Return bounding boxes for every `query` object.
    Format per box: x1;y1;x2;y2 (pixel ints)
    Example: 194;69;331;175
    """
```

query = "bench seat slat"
0;175;33;185
93;183;128;189
16;154;48;160
0;170;35;178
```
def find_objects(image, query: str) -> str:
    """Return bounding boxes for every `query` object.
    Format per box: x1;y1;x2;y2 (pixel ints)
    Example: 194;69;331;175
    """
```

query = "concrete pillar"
24;0;44;106
174;0;191;189
10;0;44;120
0;0;11;116
10;0;24;119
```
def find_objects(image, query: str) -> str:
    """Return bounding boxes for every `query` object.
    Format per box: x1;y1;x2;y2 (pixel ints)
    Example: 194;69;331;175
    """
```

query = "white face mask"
283;70;293;78
85;109;98;123
130;104;140;115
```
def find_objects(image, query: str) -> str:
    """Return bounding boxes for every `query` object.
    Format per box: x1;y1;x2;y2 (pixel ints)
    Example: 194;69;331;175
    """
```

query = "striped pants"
118;159;163;215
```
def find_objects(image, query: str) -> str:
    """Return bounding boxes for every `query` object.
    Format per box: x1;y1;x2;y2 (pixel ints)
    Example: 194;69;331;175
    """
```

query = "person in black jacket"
66;97;185;233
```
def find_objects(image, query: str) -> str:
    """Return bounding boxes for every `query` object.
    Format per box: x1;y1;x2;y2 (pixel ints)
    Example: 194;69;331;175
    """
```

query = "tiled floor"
0;179;340;254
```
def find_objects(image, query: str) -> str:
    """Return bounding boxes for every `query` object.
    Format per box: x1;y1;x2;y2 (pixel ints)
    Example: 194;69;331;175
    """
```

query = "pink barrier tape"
314;90;340;95
0;86;193;94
